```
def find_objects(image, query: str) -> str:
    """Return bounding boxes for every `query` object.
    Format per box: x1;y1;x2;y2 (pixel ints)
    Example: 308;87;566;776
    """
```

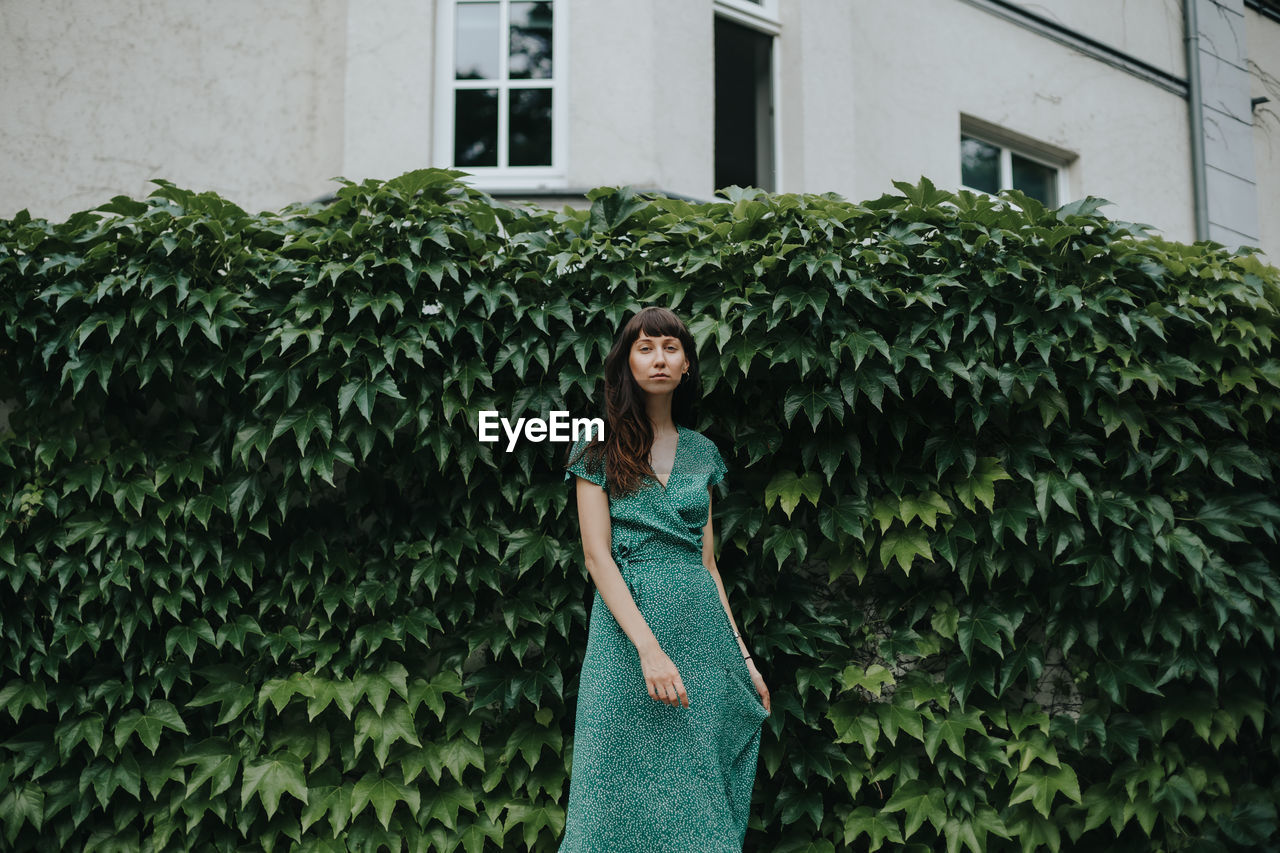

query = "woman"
559;306;771;851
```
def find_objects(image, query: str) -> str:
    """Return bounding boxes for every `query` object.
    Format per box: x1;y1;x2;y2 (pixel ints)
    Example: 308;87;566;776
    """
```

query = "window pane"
510;1;553;79
455;89;498;166
509;88;552;166
961;136;1000;194
715;17;774;191
456;1;499;80
1012;153;1058;206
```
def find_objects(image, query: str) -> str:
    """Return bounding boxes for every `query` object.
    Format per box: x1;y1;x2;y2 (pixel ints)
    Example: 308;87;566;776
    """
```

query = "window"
435;0;566;187
960;134;1064;207
714;1;779;193
718;0;778;14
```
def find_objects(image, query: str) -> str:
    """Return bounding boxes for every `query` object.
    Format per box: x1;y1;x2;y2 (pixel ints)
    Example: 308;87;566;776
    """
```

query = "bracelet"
742;653;753;661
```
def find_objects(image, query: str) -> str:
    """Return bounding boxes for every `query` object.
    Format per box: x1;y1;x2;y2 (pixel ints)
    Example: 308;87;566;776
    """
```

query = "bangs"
630;307;686;341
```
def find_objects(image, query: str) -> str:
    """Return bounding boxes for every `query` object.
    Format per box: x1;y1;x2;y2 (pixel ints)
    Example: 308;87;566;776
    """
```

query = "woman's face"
629;332;689;397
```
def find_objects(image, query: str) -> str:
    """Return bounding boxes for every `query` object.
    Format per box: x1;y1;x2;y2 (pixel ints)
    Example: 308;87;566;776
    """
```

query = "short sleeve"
708;442;728;489
564;438;607;489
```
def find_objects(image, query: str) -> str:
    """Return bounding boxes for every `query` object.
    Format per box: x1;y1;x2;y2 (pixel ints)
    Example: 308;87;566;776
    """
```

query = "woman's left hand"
746;659;770;714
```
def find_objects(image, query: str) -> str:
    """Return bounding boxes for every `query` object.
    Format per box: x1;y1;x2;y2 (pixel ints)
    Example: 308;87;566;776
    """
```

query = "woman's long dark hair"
565;306;701;496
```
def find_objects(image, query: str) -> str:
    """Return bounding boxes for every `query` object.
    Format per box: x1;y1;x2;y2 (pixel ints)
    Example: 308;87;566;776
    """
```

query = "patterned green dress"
559;425;770;851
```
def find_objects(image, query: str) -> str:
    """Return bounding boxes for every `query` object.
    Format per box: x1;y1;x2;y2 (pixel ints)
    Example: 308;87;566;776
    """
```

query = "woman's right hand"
639;647;688;708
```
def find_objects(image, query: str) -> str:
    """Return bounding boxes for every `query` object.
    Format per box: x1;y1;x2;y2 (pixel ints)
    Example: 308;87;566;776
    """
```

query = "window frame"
433;0;569;190
714;0;781;35
958;126;1070;208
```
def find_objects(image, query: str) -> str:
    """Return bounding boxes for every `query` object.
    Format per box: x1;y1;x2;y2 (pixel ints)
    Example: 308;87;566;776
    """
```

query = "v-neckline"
653;425;683;493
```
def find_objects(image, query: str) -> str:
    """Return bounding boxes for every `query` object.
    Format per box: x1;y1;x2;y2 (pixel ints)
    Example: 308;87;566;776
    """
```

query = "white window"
434;0;568;189
960;131;1067;208
715;0;779;23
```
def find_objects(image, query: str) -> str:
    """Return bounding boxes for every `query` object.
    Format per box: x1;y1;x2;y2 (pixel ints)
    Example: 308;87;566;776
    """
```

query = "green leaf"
838;664;895;697
0;783;44;840
922;709;985;762
764;471;823;518
1008;763;1083;818
353;702;423;767
349;773;420;830
419;783;478;831
240;752;309;818
956;607;1019;661
175;739;240;799
300;783;353;836
274;407;334;456
942;815;984;853
953;457;1012;512
188;675;255;727
879;527;933;574
259;674;313;715
338;374;405;422
842;805;905;849
881;778;946;838
783;383;845;429
827;699;880;756
876;701;926;746
113;700;189;754
504;801;567;847
53;713;105;759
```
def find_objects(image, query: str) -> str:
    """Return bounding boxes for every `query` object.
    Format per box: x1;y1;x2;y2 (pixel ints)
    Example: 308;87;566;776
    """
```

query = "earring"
679;373;689;385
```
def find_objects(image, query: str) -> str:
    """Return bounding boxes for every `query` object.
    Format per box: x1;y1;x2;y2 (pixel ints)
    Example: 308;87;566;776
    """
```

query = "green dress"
559;425;770;851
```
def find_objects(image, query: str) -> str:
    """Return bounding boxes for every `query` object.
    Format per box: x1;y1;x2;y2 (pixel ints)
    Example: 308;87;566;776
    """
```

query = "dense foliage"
1;169;1278;852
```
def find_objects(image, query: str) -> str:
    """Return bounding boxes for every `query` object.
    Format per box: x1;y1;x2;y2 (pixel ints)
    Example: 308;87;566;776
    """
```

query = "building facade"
2;0;1278;259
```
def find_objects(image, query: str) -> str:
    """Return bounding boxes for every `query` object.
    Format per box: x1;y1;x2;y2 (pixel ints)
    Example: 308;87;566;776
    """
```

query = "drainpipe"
1184;0;1210;241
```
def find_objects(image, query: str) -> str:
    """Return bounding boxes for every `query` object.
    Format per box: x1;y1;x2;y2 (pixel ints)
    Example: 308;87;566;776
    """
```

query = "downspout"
1184;0;1210;241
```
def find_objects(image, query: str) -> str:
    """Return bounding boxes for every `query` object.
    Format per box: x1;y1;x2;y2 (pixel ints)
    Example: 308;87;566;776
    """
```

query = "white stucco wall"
1003;0;1186;76
1246;8;1280;263
841;0;1196;243
1;0;1271;262
0;0;346;220
567;0;711;195
343;0;436;186
777;0;860;198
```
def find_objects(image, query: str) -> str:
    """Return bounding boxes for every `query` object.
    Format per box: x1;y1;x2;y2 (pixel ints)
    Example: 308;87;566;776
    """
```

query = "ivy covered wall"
1;170;1278;851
